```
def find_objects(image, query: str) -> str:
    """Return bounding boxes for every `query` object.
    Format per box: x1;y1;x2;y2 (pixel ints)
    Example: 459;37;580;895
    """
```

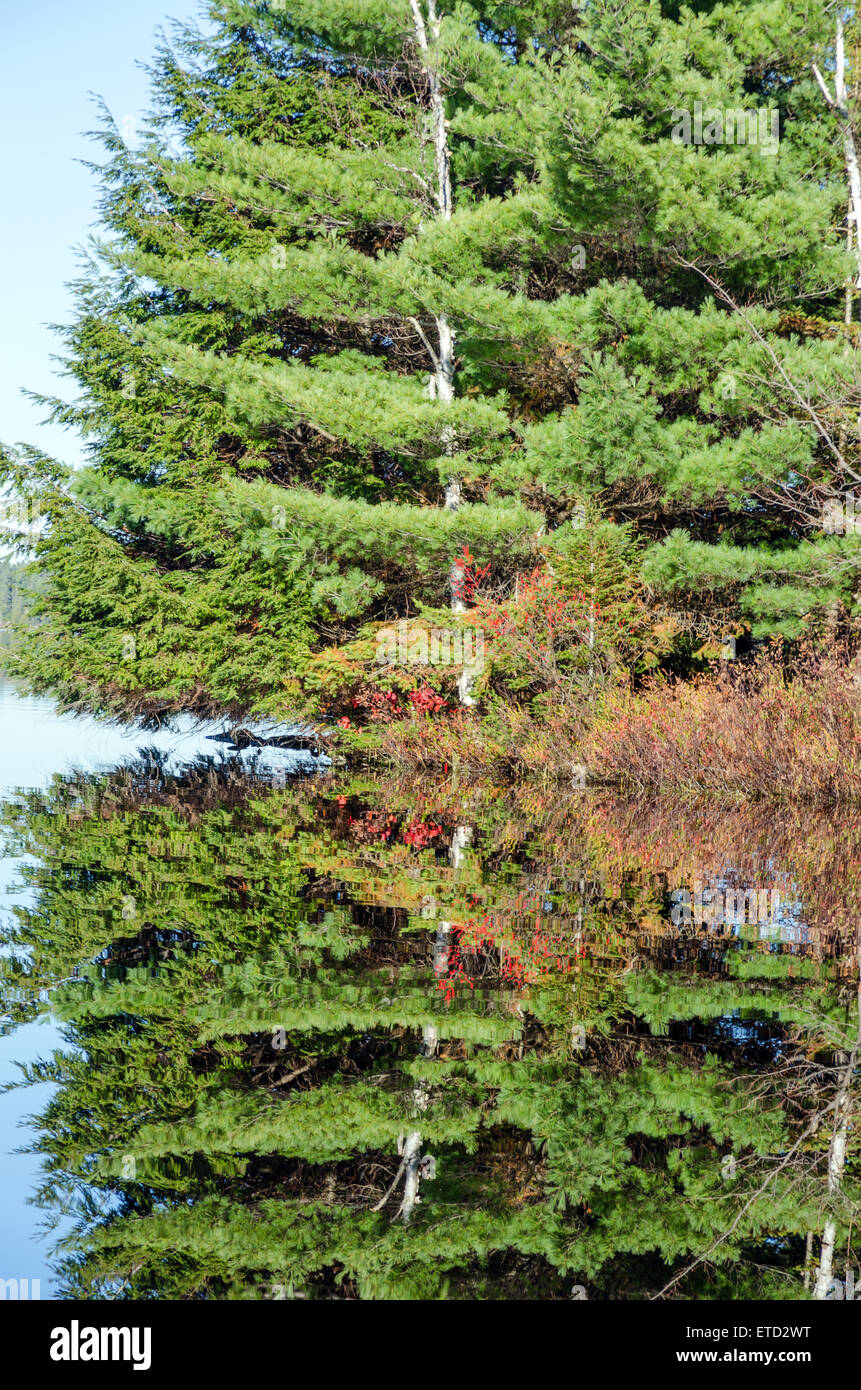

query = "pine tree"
7;0;861;720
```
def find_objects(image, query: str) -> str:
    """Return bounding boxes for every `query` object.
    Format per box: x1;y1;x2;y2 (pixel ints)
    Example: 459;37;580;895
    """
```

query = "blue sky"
0;0;212;1299
0;681;275;1296
1;0;209;471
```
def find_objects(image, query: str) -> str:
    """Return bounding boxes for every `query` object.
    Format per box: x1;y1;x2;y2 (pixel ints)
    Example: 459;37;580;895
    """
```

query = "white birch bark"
846;201;855;328
587;557;595;688
814;18;861;299
813;18;861;520
395;1130;424;1223
812;1072;853;1297
407;827;474;1221
397;1026;437;1224
370;8;478;1227
409;0;452;222
409;0;477;702
812;1220;838;1299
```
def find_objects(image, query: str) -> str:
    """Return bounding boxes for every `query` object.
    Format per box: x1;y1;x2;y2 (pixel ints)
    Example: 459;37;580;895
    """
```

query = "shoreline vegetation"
341;647;861;805
5;553;861;801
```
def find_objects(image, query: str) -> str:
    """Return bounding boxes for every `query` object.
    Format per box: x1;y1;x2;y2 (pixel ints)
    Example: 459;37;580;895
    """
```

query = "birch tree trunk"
370;1;479;1228
813;15;861;576
409;0;477;705
814;17;861;299
803;1230;814;1292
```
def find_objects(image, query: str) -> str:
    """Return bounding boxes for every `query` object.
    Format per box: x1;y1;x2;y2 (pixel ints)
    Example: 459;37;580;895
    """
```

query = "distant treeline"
0;558;40;640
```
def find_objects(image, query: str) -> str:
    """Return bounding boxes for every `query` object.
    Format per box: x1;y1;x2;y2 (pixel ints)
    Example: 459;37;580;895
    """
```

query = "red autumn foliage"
436;911;588;1002
408;684;448;715
402;818;444;848
451;543;492;605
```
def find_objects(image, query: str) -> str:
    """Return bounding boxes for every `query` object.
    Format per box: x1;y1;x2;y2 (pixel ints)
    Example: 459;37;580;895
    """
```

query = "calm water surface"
0;683;317;1296
0;680;857;1300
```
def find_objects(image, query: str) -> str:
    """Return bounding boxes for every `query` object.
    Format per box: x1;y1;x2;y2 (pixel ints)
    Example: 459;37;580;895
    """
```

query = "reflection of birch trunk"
409;0;475;705
434;824;474;977
655;909;859;1304
376;825;473;1222
402;825;474;1223
812;918;861;1298
397;1025;437;1224
397;1130;423;1223
374;1023;436;1224
812;1055;855;1298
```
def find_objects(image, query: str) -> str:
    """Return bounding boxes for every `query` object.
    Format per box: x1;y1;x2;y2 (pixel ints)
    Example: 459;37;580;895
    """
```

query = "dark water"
0;685;858;1301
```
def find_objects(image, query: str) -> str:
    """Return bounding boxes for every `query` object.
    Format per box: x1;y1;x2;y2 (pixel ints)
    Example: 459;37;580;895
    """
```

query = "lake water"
0;680;857;1301
0;683;321;1297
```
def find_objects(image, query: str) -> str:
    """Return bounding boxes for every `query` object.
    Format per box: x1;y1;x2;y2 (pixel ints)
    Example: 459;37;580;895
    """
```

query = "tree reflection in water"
1;759;858;1301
